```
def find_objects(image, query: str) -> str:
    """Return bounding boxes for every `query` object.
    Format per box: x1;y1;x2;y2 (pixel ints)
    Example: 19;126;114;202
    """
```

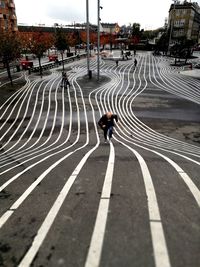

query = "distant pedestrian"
98;112;118;143
61;71;66;87
55;58;59;66
65;74;70;88
134;49;136;56
61;71;70;88
134;58;137;68
116;60;119;66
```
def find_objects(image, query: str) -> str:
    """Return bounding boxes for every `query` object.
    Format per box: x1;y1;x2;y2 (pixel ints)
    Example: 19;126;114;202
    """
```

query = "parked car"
20;60;33;70
48;55;58;61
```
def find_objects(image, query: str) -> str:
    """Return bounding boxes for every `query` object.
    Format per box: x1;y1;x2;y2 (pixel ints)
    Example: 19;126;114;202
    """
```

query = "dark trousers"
103;126;113;140
61;78;70;88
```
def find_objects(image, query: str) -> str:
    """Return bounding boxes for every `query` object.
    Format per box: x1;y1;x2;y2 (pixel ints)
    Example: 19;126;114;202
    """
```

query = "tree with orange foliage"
18;31;54;60
27;28;53;77
80;31;87;44
18;32;32;57
0;30;21;85
66;32;77;51
54;28;69;71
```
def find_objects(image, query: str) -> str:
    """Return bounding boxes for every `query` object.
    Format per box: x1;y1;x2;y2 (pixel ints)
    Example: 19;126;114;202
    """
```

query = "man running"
98;112;118;143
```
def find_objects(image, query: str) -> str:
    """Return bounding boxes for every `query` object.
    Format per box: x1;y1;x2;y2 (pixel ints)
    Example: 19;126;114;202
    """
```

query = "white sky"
15;0;200;30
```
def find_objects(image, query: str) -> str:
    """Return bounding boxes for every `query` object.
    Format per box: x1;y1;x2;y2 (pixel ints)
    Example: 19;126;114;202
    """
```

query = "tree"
54;28;69;71
155;31;169;55
66;31;80;53
142;29;160;41
27;29;53;77
18;32;32;57
0;30;21;85
170;37;194;64
131;23;143;39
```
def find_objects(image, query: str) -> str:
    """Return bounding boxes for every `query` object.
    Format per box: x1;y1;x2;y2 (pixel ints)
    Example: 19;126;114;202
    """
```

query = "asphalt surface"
0;51;199;267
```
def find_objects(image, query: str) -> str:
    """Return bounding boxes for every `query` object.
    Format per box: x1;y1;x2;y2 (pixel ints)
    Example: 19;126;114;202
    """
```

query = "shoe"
104;139;107;143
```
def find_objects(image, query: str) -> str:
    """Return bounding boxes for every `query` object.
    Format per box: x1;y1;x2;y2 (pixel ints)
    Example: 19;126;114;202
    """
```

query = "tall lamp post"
168;0;177;55
86;0;90;78
97;0;102;81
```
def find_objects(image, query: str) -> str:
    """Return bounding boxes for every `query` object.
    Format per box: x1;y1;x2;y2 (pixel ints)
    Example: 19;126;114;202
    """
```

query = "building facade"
101;23;120;34
168;1;200;43
0;0;17;32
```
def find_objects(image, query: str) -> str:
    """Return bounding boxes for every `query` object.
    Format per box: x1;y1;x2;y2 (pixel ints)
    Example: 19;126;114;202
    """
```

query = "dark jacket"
98;114;118;129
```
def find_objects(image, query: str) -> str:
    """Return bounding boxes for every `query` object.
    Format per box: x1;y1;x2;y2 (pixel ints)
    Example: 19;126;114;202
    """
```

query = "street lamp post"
97;0;102;81
168;0;177;55
86;0;90;78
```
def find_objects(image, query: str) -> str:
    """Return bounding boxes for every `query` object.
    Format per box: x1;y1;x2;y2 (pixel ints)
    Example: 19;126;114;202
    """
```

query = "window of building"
174;19;185;27
178;9;182;15
177;29;185;36
180;19;185;26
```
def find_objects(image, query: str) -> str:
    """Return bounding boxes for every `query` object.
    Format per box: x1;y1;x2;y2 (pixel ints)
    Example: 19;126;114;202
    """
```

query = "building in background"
168;1;200;44
0;0;18;32
101;23;120;34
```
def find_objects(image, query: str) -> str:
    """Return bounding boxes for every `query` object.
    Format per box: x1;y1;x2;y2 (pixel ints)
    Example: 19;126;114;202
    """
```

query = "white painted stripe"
84;199;109;267
0;70;79;166
18;144;98;267
113;126;200;206
157;154;200;207
85;141;115;267
114;140;171;267
18;64;100;266
0;210;14;229
101;147;115;198
137;152;161;221
2;76;56;150
133;149;171;267
0;86;72;177
180;171;200;207
151;221;171;267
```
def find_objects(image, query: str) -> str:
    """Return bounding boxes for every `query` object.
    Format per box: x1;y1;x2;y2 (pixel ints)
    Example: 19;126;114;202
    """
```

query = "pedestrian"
61;71;66;87
55;58;59;66
61;71;70;88
134;58;137;68
64;74;70;88
98;112;118;143
134;49;136;56
116;60;119;67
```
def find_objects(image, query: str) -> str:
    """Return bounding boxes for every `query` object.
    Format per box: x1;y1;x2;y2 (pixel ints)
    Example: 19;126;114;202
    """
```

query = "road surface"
0;51;199;267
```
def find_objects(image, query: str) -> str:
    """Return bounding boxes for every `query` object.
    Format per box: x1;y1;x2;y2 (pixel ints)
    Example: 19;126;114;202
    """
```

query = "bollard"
88;70;92;79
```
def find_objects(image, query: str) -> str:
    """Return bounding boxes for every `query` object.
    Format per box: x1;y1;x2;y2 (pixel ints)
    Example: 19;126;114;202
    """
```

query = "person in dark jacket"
61;71;70;88
98;112;118;142
134;58;137;68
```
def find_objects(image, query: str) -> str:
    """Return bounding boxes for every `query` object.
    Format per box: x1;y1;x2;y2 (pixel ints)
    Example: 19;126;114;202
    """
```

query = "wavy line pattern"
0;52;199;267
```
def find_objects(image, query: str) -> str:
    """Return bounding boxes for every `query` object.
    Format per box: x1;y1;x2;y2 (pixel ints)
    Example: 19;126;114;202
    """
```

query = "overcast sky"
15;0;200;30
